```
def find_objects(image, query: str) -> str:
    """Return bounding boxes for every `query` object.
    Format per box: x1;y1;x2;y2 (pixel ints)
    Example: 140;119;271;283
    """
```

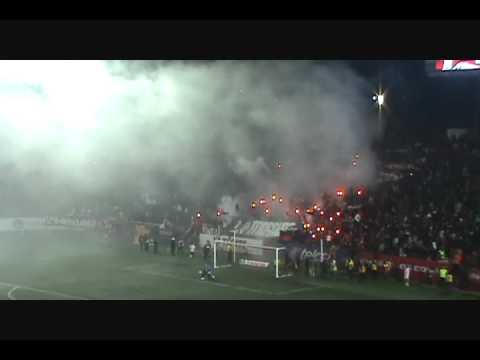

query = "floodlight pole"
320;238;324;263
377;105;383;138
232;230;237;264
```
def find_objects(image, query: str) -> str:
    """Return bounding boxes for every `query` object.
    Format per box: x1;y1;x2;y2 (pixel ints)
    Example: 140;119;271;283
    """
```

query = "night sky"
347;60;480;133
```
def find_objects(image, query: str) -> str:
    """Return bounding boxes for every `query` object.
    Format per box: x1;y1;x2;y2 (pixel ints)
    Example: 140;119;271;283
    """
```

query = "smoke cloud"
0;60;377;216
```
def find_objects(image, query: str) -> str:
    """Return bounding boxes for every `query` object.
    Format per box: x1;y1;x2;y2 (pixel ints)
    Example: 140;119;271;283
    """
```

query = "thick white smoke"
0;60;377;216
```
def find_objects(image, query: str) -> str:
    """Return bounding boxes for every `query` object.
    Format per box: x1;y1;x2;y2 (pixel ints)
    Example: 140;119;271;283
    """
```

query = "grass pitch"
0;230;478;300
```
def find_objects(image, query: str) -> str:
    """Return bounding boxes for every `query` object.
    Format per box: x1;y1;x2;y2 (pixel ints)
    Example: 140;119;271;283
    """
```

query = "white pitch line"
0;281;88;300
7;286;19;300
123;265;275;296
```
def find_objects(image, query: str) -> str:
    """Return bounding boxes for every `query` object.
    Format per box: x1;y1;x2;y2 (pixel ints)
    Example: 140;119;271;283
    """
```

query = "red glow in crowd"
319;210;325;216
352;160;357;167
335;228;341;235
336;190;344;197
265;208;271;215
278;197;284;204
295;208;300;215
329;216;334;222
336;211;341;217
259;198;266;205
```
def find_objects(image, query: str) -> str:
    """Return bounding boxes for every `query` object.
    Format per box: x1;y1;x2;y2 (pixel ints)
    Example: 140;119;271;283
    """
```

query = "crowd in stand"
293;133;480;271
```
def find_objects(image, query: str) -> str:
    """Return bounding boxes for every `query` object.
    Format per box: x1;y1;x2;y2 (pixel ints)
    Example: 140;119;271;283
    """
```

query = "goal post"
213;238;292;279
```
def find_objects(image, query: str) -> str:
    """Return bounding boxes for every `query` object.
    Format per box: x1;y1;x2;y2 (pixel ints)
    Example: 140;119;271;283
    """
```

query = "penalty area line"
0;281;89;300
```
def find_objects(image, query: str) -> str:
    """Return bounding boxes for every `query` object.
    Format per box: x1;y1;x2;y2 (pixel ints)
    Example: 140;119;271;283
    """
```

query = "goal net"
213;238;292;279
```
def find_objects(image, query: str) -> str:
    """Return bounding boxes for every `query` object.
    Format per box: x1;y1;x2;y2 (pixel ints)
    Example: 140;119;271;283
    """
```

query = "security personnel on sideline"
383;260;392;278
359;262;367;282
170;235;177;256
439;267;448;288
371;260;378;280
446;272;454;289
346;258;355;279
330;259;338;279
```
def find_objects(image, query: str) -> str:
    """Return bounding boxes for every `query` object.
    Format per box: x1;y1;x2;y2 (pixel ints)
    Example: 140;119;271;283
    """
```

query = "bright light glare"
377;93;385;106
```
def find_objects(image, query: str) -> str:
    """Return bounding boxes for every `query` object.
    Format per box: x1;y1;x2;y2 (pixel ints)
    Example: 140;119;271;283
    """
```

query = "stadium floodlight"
375;90;386;137
377;93;385;107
